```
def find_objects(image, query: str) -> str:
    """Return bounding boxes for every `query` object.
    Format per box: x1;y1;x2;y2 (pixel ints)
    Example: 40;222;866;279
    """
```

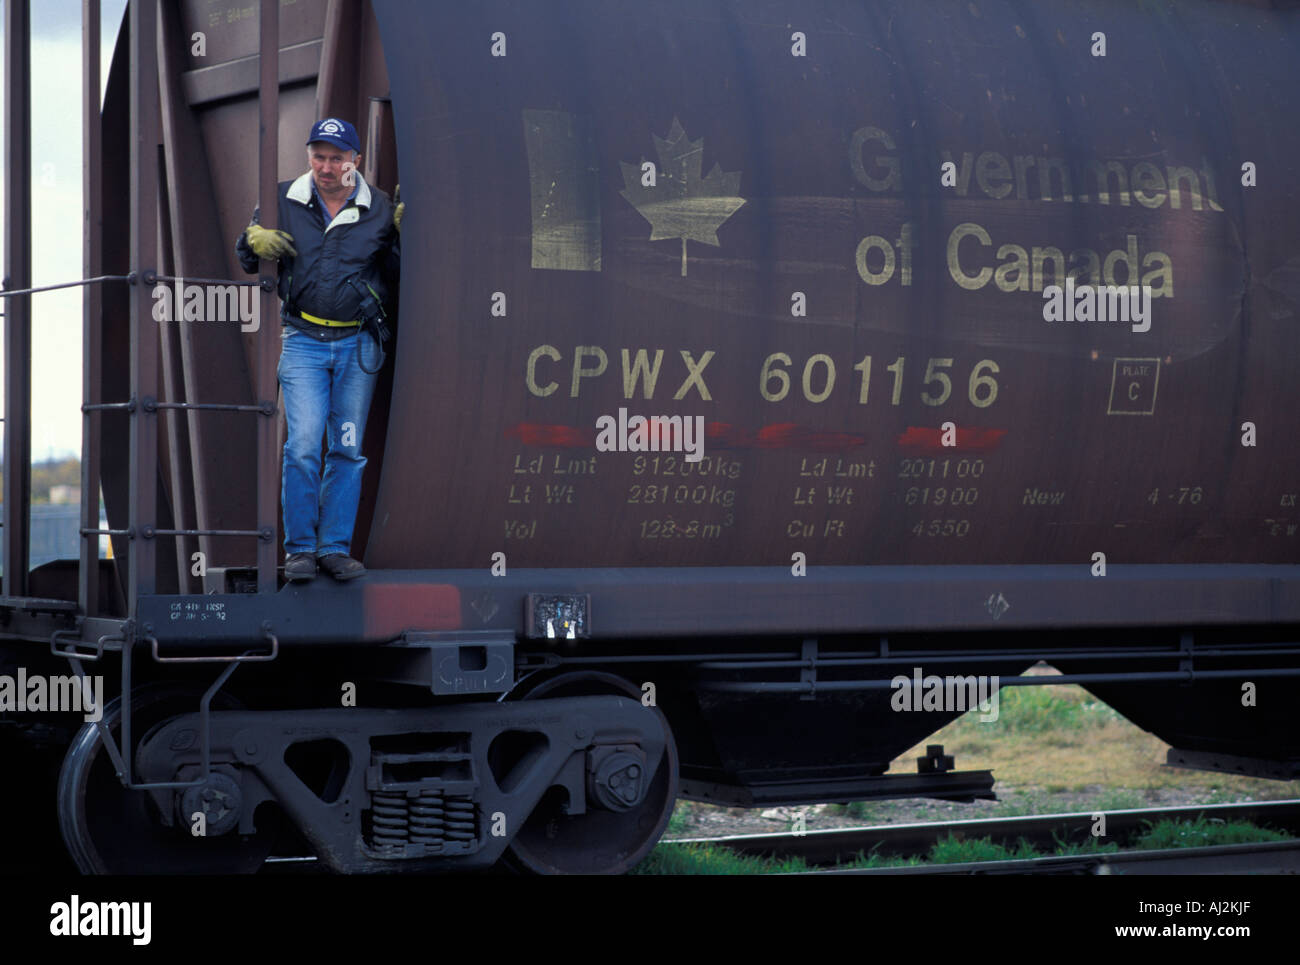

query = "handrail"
0;271;266;299
0;273;129;297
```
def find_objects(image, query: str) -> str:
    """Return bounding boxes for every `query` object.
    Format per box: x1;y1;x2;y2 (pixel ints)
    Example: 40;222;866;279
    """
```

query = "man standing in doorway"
236;117;403;582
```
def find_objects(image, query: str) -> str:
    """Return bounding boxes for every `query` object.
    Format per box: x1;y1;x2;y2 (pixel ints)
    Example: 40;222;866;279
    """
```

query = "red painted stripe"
505;421;869;452
505;422;1006;453
895;426;1007;452
364;583;462;635
505;423;597;446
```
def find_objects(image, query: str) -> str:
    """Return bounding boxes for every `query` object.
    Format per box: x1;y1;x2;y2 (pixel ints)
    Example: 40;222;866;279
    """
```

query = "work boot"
285;552;317;582
318;553;365;581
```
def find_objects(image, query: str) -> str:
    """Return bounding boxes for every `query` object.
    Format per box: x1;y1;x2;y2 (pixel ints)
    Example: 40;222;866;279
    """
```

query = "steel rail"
812;840;1300;875
666;799;1300;866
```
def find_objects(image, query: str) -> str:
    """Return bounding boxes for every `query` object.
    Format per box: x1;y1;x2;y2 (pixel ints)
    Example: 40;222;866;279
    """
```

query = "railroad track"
664;799;1300;874
815;840;1300;875
252;800;1300;874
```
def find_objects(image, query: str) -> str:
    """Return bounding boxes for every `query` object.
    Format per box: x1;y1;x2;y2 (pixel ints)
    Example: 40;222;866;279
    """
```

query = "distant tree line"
0;457;81;504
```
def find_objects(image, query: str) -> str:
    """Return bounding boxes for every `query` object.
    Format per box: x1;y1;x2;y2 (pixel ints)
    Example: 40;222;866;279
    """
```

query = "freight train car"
2;0;1299;874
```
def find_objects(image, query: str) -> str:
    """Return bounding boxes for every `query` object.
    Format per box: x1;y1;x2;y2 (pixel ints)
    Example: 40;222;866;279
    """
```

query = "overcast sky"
0;0;127;461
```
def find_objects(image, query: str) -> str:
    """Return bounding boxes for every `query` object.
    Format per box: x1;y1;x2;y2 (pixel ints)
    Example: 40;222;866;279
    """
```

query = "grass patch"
927;833;1039;863
1131;816;1293;850
1092;790;1144;811
1051;834;1121;856
663;802;694;838
630;843;811;875
633;818;1289;874
971;686;1122;735
838;849;924;870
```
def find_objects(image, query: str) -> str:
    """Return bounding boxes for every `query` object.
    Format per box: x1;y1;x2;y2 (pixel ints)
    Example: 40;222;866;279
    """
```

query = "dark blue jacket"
236;171;400;338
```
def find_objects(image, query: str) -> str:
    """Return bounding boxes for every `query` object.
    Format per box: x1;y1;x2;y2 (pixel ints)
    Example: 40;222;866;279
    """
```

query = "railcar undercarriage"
17;573;1296;874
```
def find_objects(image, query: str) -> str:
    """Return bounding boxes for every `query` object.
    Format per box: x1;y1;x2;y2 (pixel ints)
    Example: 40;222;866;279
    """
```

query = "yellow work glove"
393;184;404;233
245;223;297;259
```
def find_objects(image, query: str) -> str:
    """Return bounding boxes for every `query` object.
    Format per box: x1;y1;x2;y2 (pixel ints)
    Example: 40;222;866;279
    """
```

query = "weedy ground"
642;671;1298;872
634;817;1291;875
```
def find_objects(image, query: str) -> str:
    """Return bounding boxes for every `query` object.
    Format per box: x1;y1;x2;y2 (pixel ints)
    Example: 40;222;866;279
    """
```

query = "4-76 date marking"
1146;487;1204;505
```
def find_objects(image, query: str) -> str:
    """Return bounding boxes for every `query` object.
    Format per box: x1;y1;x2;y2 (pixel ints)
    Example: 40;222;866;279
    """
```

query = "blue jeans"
277;327;378;558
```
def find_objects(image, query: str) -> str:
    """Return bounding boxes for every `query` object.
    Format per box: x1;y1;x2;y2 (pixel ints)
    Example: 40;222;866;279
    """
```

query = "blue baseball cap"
306;117;360;154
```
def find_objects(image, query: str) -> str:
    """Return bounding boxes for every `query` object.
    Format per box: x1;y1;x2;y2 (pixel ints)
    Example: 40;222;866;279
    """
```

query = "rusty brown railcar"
1;0;1298;874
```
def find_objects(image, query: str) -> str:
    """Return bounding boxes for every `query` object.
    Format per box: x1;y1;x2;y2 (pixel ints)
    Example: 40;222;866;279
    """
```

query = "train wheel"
504;671;678;875
58;684;279;874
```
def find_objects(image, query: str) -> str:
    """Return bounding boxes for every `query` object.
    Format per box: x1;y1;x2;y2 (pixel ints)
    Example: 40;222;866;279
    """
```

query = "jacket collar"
287;170;372;209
